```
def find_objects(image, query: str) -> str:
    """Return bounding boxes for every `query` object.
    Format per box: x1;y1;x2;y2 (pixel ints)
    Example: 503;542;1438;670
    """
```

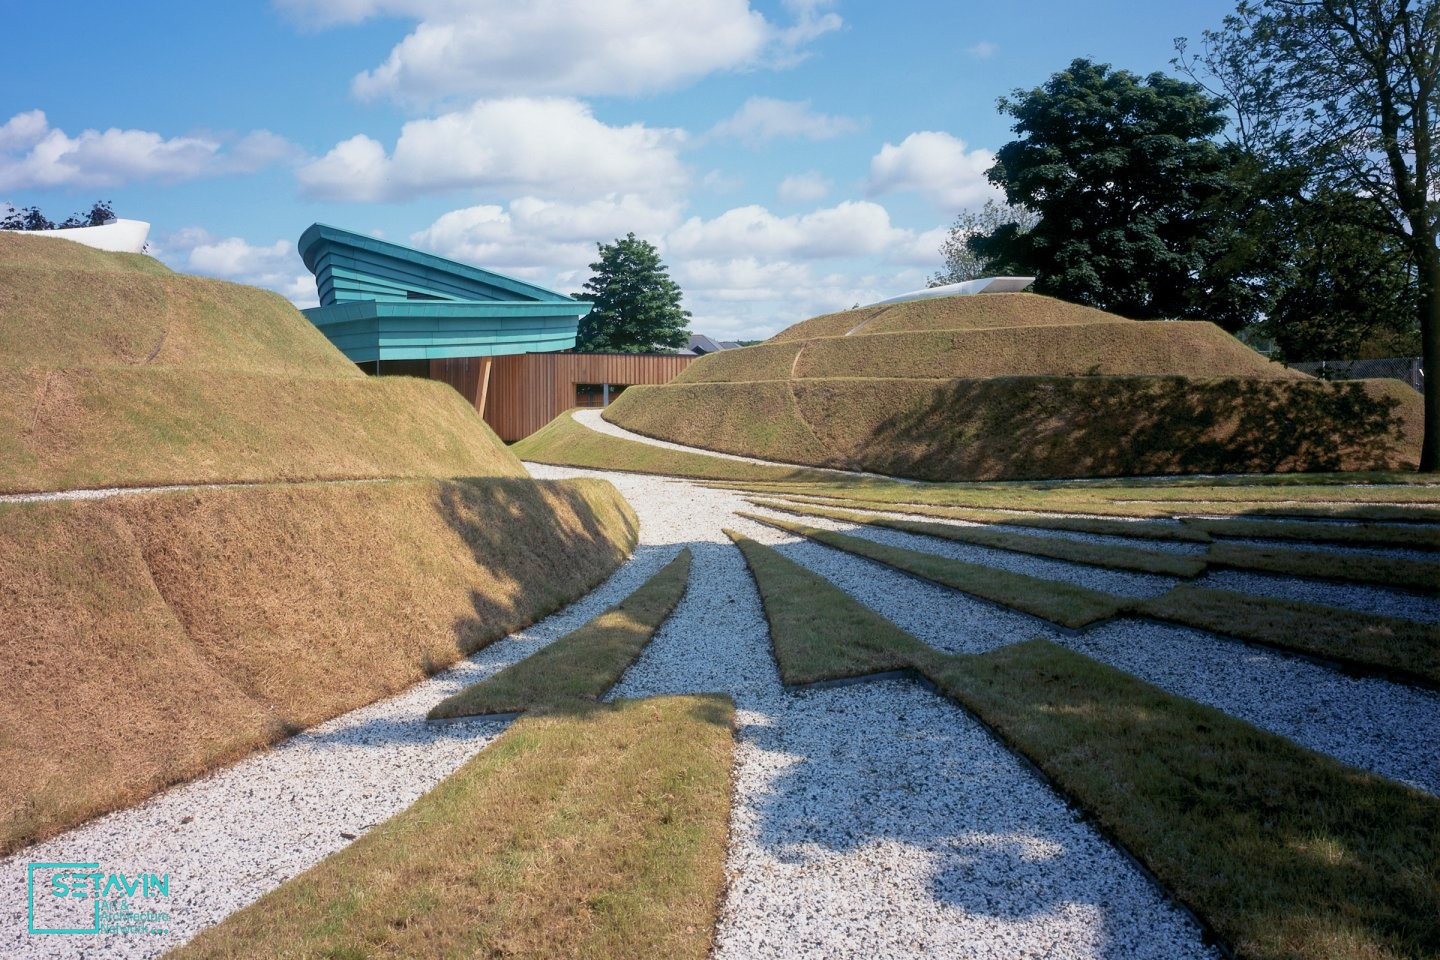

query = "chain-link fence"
1287;357;1423;392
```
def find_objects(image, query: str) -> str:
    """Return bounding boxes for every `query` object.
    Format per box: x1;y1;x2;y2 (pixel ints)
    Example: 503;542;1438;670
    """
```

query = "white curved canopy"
8;218;151;253
866;276;1034;307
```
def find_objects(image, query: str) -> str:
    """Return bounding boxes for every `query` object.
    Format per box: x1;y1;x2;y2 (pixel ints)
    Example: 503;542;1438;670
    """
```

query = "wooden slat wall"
432;353;694;442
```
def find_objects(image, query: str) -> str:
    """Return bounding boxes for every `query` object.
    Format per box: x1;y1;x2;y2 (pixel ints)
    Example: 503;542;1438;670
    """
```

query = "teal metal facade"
298;223;590;363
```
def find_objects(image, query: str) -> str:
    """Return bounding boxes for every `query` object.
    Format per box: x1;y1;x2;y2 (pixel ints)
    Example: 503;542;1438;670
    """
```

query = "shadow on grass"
434;475;639;662
864;377;1410;481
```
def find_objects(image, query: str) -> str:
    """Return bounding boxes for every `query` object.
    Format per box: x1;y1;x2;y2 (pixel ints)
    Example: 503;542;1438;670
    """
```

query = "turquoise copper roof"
297;222;589;362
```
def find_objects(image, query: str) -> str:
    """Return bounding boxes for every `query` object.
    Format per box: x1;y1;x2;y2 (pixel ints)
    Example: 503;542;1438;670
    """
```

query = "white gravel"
0;545;676;960
8;459;1435;959
735;504;1440;796
552;465;1221;959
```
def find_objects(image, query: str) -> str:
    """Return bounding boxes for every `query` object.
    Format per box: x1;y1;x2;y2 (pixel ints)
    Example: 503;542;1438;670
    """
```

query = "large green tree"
572;233;690;354
972;58;1249;328
1179;0;1440;469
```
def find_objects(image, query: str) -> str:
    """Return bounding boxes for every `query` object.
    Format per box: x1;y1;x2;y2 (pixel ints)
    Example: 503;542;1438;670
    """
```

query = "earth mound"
604;292;1421;480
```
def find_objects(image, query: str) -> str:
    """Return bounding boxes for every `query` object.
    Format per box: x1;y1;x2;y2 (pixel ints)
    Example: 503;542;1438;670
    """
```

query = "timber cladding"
432;352;694;442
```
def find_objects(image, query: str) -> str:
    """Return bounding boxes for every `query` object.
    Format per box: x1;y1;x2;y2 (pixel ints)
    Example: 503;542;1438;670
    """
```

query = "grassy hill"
605;292;1422;480
0;235;638;852
0;232;520;492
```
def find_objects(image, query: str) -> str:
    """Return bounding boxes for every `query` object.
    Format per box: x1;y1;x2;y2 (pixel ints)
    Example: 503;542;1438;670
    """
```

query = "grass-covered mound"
768;292;1126;341
0;232;523;491
609;375;1421;480
675;321;1302;384
0;235;644;852
0;477;638;854
604;292;1421;480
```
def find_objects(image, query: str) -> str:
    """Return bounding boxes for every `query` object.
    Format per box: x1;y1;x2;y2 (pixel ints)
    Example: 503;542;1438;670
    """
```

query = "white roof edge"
865;276;1035;307
7;218;151;253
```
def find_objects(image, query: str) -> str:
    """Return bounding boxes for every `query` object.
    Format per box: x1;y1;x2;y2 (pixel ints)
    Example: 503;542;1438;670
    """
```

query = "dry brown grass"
0;233;355;377
171;695;735;960
0;367;527;492
767;293;1127;342
820;323;1294;381
749;498;1208;576
514;409;839;483
606;376;1422;480
429;549;693;718
0;477;638;854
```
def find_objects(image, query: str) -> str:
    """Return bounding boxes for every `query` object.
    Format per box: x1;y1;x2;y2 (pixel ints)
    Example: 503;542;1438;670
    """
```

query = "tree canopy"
572;234;690;354
971;58;1248;328
1179;0;1440;468
1;200;115;231
929;200;1037;286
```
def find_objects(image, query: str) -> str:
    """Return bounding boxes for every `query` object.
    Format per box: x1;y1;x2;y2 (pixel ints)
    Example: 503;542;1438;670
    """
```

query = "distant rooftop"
674;334;742;357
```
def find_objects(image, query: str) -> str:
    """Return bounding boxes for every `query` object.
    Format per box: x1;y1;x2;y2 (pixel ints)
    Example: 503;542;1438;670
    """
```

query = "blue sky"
2;0;1242;339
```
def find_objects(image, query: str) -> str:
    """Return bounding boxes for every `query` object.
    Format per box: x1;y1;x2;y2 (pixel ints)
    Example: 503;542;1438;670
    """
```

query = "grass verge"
739;511;1127;628
1183;516;1440;550
749;498;1206;577
1206;542;1440;595
429;549;692;719
1139;585;1440;688
768;495;1214;543
512;409;841;483
733;534;1440;960
705;477;1440;524
171;695;735;960
725;530;922;683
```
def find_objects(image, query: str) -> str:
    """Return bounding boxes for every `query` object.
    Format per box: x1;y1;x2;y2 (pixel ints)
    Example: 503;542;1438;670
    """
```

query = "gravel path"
0;478;390;505
1;546;675;959
573;467;1218;958
739;502;1440;796
8;462;1435;958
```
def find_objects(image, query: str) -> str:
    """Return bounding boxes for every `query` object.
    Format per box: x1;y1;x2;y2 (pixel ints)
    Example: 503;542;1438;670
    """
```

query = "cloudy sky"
4;0;1240;340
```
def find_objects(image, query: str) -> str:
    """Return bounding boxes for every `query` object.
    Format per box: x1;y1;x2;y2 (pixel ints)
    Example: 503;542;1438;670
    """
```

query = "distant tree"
972;58;1249;328
572;233;690;354
57;200;115;228
929;199;1038;286
2;200;114;231
1176;0;1440;469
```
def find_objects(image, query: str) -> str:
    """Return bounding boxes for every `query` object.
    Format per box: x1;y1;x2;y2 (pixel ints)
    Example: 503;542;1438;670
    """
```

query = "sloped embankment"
0;235;641;853
0;232;522;492
0;477;637;855
604;293;1422;479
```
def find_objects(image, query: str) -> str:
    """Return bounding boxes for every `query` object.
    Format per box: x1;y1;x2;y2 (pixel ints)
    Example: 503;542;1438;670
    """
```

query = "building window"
575;383;629;407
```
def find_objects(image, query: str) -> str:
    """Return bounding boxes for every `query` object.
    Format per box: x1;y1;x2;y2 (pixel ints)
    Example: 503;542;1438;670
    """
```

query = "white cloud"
867;131;1000;212
0;110;296;190
297;98;687;202
967;41;997;59
673;257;901;340
410;193;683;278
279;0;838;102
708;97;858;146
667;200;912;260
152;229;317;307
777;170;831;204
